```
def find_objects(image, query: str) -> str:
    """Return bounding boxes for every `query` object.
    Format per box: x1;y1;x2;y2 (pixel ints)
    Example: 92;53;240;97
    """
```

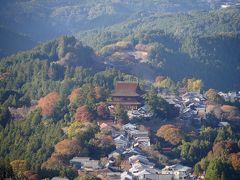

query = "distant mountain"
1;0;239;58
0;0;212;42
0;26;36;58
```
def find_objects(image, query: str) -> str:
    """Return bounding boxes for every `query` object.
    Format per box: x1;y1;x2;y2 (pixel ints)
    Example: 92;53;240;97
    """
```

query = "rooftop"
111;81;140;97
162;164;191;172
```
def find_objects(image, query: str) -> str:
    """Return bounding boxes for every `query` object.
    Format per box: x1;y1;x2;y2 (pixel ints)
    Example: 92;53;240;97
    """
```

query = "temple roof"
111;81;140;97
108;101;141;105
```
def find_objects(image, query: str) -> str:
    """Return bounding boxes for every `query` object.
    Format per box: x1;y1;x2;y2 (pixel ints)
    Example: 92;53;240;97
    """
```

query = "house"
138;168;163;180
109;149;123;159
129;162;153;174
228;92;237;102
143;173;172;180
161;164;192;180
127;105;153;119
128;155;154;166
108;81;143;110
128;161;157;179
219;91;239;102
129;130;149;139
70;157;101;171
134;169;152;179
51;178;69;180
134;137;151;147
182;92;205;102
99;122;119;137
106;172;122;180
121;171;134;180
218;121;230;127
122;123;137;131
96;168;121;180
122;147;144;157
126;127;150;147
114;135;129;149
100;122;109;129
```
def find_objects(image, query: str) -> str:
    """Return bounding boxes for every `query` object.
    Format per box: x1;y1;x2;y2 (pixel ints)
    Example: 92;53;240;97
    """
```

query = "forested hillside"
76;7;240;91
0;36;138;178
76;6;240;49
0;36;131;101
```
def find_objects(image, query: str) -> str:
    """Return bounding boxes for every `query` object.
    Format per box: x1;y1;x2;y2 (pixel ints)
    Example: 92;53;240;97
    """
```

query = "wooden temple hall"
108;81;143;110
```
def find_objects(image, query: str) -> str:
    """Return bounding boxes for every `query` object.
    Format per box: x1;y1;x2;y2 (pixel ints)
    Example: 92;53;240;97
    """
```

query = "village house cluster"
218;91;240;102
157;88;208;126
65;122;193;180
158;87;233;129
51;81;238;180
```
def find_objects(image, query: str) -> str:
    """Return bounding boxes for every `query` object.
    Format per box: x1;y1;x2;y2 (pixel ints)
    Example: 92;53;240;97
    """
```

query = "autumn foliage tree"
155;76;166;87
154;76;174;89
68;88;81;105
67;121;99;148
208;141;239;160
10;160;28;179
187;79;203;91
37;92;60;117
54;139;83;157
205;89;224;104
88;132;116;159
157;124;175;136
23;170;40;180
74;105;93;122
120;160;131;171
95;86;103;100
230;153;240;171
41;152;78;179
156;124;184;145
96;103;110;119
41;153;64;171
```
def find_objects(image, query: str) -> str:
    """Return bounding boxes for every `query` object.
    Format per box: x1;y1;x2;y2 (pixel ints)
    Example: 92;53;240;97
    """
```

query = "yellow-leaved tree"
187;79;203;91
10;160;28;179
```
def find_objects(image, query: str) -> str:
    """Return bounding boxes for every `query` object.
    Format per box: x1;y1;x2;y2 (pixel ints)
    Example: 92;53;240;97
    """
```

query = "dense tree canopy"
205;158;236;180
205;89;224;104
37;92;61;117
145;91;179;118
156;124;183;145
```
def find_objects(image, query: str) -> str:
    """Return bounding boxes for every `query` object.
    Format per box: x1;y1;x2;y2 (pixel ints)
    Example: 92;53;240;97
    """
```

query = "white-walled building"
161;164;192;180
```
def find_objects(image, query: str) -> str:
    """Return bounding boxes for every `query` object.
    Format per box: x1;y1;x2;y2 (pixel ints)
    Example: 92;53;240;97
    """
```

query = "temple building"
108;81;142;110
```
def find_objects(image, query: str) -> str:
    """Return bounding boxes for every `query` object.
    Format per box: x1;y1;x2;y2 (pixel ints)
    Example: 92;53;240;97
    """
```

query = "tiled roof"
111;81;140;97
108;101;141;105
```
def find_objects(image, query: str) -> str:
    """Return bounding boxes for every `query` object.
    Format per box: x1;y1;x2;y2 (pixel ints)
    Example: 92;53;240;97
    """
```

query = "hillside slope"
75;7;240;91
0;26;36;58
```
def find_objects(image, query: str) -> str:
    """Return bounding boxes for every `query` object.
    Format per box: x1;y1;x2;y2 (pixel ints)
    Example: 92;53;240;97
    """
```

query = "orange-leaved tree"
37;92;60;117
